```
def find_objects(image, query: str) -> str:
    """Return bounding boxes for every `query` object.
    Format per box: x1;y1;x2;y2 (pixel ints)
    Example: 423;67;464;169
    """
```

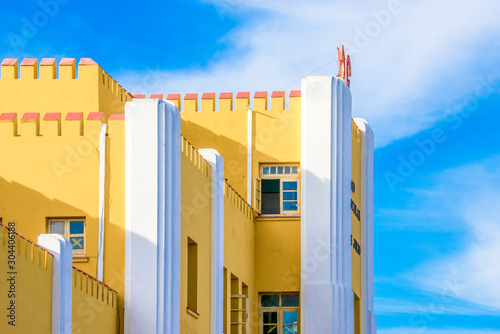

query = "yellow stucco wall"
0;222;53;333
0;59;131;121
180;138;213;333
351;120;363;334
72;268;118;334
223;183;255;334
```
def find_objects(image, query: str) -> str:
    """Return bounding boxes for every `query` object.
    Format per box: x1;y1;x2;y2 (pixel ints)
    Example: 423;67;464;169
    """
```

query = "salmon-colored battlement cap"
131;94;145;98
20;59;37;66
271;91;284;98
167;94;180;100
43;113;61;121
236;92;250;98
60;58;75;65
66;112;83;120
79;58;98;65
184;93;198;100
109;114;125;120
21;113;39;121
1;59;17;66
87;112;104;120
219;92;232;99
202;93;215;99
289;90;301;97
0;113;16;121
40;58;56;66
150;94;163;99
254;91;267;98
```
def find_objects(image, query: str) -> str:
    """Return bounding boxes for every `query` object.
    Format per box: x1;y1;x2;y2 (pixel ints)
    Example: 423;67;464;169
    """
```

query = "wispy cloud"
402;155;500;310
379;328;500;334
116;0;500;147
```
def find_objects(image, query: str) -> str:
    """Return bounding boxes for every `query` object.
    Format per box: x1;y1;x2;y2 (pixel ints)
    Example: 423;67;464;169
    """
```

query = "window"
259;293;300;334
257;164;300;216
187;237;198;313
48;218;86;257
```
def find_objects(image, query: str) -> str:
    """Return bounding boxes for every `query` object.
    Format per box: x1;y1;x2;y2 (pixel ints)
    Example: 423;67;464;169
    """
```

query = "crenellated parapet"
133;90;302;112
0;111;122;137
0;58;132;120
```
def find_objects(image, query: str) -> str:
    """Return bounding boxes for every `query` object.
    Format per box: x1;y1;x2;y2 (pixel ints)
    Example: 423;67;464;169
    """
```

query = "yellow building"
0;53;375;334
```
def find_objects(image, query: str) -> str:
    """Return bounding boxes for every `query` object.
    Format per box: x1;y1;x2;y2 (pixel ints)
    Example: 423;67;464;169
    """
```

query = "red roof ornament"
337;45;351;87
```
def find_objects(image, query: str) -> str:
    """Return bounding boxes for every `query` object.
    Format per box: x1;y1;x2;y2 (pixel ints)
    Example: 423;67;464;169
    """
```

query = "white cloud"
115;0;500;147
379;328;500;334
404;155;500;311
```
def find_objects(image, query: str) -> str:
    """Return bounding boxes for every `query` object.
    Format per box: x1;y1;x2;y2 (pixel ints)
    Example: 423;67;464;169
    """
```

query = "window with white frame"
256;164;300;216
48;218;86;257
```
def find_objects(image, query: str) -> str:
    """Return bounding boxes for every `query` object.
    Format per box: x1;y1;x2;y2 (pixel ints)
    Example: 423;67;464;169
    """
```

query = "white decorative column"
301;76;354;334
124;98;181;334
38;234;73;334
353;118;377;334
198;149;224;334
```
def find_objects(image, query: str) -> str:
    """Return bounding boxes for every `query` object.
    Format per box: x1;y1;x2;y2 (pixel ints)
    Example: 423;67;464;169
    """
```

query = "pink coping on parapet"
254;91;267;98
66;112;83;120
43;113;61;121
131;94;145;98
40;58;56;66
0;113;17;121
60;58;75;66
167;94;181;100
184;93;198;100
1;59;17;66
79;58;98;65
21;113;39;121
109;114;125;120
87;112;105;120
289;90;301;97
20;59;37;66
150;94;163;99
219;92;232;99
202;93;215;99
271;91;285;98
236;92;250;98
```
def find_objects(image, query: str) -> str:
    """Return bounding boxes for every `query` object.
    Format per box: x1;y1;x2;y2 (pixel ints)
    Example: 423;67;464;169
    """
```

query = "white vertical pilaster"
199;149;224;334
97;122;106;281
301;76;354;334
38;234;73;334
353;118;376;334
124;98;181;334
247;107;253;205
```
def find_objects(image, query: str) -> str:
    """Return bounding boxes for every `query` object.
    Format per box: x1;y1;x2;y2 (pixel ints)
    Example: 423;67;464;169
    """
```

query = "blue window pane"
70;237;84;250
292;166;299;174
277;166;284;174
50;222;64;234
270;167;276;174
283;192;297;200
70;221;84;234
283;201;298;211
263;167;269;175
283;181;297;191
283;312;298;324
285;166;291;174
283;325;298;333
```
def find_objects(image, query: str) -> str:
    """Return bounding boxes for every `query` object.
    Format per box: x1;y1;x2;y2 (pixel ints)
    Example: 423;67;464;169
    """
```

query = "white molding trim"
97;122;106;281
301;76;354;334
38;234;73;334
247;106;253;205
353;118;376;334
199;149;224;334
125;99;181;334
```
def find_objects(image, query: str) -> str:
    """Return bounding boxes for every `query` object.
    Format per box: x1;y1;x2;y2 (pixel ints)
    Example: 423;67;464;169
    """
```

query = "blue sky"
1;0;500;332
